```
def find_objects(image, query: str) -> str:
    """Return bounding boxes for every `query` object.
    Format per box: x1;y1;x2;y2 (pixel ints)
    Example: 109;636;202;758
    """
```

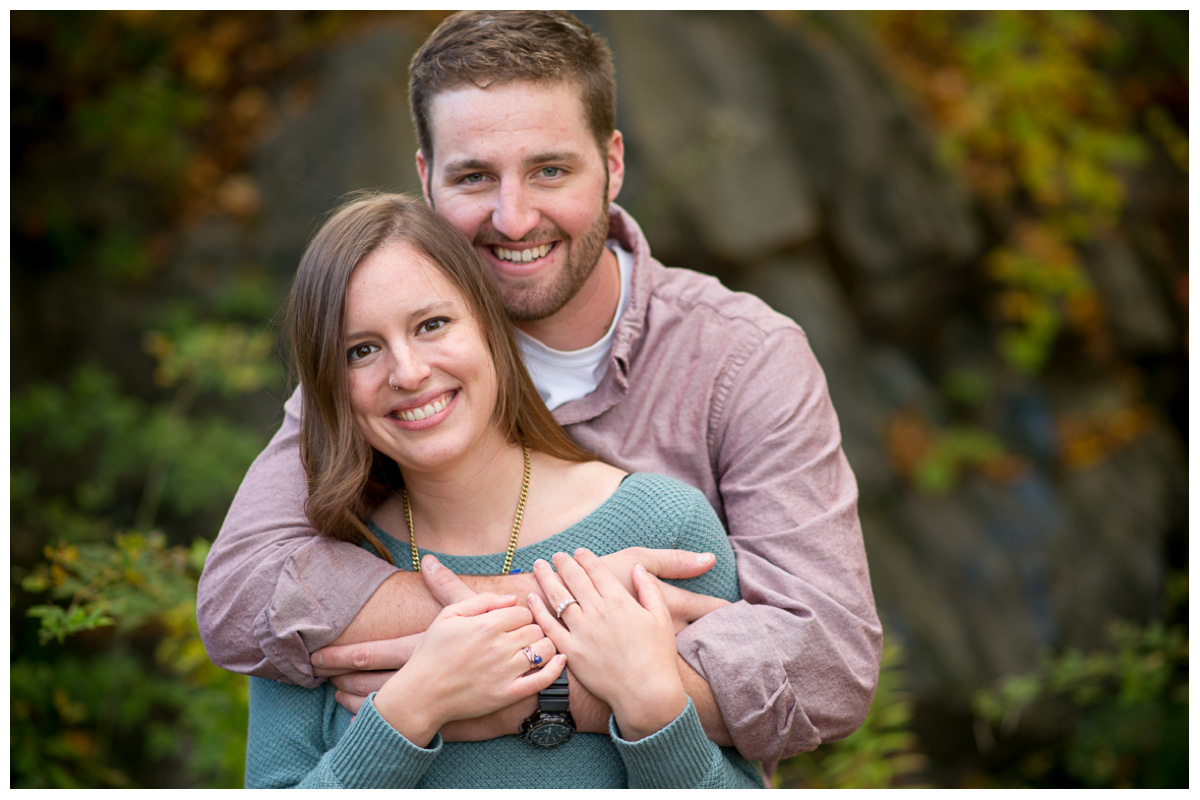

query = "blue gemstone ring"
522;646;542;669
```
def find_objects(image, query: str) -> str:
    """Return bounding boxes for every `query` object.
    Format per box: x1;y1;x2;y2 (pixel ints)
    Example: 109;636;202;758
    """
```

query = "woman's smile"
387;389;458;429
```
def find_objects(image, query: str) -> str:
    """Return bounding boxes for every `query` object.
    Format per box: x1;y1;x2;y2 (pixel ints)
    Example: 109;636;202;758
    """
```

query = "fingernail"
634;563;647;575
551;552;564;563
528;594;540;606
313;652;324;667
695;553;714;566
501;594;516;603
533;558;548;571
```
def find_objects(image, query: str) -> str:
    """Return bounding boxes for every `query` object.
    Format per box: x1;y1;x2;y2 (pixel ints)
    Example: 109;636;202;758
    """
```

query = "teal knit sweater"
245;473;763;788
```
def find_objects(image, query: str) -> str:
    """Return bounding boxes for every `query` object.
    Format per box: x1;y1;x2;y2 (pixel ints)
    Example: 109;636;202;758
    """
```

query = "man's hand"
598;547;729;633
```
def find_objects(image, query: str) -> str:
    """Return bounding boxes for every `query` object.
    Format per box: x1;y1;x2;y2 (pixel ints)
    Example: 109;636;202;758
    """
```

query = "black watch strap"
539;668;570;713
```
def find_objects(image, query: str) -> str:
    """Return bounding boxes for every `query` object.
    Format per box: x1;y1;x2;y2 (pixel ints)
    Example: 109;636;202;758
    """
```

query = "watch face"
524;717;574;747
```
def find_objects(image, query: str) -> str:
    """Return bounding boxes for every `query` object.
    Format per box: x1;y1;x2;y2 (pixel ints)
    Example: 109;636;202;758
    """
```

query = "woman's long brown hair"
287;192;594;562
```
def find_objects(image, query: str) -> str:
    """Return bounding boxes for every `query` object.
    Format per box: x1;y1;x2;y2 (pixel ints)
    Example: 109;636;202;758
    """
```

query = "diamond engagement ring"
555;598;578;619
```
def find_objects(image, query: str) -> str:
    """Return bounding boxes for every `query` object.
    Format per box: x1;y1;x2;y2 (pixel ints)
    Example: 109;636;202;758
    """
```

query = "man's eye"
462;172;485;184
347;344;378;362
539;167;562;178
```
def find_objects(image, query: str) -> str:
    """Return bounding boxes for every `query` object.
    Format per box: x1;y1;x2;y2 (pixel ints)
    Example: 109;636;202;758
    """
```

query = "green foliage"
14;535;249;788
11;330;272;786
12;360;272;538
913;426;1008;495
776;641;927;788
973;574;1189;787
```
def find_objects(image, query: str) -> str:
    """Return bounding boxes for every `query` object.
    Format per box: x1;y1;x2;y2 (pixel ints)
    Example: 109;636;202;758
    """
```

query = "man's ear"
415;150;433;205
606;130;625;204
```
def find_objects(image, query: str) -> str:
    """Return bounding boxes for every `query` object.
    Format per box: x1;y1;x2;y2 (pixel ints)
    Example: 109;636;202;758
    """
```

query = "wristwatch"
520;667;575;747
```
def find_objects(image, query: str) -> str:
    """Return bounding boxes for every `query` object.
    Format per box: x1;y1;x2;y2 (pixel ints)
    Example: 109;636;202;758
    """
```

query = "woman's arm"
245;557;564;788
246;679;443;789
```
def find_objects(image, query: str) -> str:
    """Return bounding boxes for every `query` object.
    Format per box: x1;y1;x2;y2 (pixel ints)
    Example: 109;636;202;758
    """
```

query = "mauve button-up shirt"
197;204;881;764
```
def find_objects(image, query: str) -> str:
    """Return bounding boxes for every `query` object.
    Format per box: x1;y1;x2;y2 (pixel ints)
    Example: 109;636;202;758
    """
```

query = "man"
198;10;881;768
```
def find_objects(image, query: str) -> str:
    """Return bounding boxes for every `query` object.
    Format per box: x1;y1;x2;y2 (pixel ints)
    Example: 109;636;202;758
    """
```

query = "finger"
508;653;567;698
574;547;632;599
421;554;478;606
512;622;549;647
331;669;394;697
334;689;366;715
532;558;581;621
528;593;571;652
312;632;423;675
635;547;716;580
659;583;730;625
515;636;557;672
440;590;522;621
631;563;671;624
551;552;602;608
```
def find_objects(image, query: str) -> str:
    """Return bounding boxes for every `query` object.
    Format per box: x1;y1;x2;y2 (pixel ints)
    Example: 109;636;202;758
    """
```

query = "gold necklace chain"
402;446;531;574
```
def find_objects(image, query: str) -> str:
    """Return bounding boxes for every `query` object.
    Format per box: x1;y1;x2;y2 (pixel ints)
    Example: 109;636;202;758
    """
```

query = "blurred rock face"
207;10;1184;742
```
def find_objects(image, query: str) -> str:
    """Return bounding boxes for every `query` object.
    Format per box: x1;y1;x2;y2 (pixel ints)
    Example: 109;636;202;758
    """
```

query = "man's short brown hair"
409;10;616;168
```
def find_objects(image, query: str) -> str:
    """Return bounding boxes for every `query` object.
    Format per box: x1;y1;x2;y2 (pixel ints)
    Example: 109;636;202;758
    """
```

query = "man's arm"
674;326;883;763
197;387;403;686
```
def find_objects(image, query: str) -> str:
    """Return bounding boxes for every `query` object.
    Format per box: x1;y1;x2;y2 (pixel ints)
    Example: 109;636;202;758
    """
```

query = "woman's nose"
386;344;431;391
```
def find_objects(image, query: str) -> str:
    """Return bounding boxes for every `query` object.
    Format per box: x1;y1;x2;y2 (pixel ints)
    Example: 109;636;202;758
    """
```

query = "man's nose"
491;182;539;242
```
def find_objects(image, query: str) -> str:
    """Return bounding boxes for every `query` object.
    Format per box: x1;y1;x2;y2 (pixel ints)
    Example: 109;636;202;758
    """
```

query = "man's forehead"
425;78;592;156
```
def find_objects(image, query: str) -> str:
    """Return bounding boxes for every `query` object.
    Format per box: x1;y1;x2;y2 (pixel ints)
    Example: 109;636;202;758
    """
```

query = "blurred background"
9;10;1188;789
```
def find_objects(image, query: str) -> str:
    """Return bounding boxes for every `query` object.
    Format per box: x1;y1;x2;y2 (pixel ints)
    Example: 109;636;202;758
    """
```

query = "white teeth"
397;394;450;422
494;244;551;263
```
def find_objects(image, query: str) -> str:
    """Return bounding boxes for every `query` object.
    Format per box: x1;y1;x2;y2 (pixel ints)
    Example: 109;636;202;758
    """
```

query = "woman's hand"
530;548;688;741
372;555;563;747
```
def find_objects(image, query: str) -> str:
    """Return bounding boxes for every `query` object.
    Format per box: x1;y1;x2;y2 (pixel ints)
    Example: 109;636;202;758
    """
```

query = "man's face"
417;80;624;323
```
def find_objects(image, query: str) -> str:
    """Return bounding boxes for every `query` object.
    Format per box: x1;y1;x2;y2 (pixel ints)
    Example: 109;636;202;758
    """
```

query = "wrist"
610;681;688;742
566;670;613;733
372;670;442;747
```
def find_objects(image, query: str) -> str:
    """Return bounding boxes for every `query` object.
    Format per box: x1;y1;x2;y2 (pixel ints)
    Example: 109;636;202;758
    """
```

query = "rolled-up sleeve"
675;327;882;762
197;387;399;685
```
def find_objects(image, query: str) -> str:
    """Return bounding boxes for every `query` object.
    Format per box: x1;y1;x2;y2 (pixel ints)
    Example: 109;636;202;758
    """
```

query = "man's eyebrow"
525;150;584;166
440;151;586;175
441;158;489;175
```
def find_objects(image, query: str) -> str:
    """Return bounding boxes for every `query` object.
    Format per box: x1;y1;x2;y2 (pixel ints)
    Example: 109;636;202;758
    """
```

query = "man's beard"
492;207;609;323
475;179;611;323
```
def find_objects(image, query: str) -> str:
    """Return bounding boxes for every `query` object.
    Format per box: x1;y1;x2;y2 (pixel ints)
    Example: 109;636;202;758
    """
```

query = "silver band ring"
522;646;542;669
555;597;578;620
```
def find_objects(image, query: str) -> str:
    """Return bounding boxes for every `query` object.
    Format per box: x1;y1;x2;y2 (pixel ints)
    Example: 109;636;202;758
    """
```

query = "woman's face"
343;239;501;478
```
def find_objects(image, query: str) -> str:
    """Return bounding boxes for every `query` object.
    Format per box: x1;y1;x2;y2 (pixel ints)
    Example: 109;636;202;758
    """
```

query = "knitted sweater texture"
245;473;763;788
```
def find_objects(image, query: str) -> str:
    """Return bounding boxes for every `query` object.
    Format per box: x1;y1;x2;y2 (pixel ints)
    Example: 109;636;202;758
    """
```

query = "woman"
245;193;762;788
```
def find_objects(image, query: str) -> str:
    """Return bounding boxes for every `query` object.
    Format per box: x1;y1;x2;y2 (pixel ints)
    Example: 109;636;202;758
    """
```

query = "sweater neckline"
366;472;645;569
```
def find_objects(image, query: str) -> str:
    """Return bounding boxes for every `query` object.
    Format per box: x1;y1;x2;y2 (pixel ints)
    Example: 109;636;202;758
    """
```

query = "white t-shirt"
514;241;633;411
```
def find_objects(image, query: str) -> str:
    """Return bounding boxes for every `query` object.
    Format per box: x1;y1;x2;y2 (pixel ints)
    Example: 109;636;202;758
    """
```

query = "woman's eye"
420;318;448;334
347;344;378;362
